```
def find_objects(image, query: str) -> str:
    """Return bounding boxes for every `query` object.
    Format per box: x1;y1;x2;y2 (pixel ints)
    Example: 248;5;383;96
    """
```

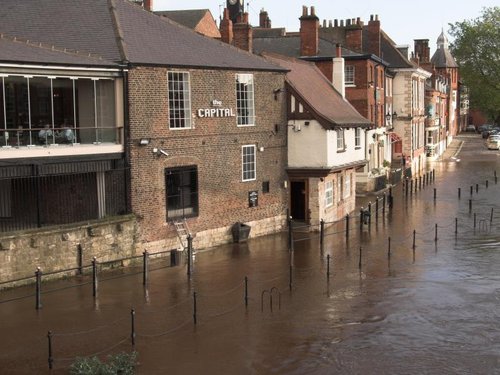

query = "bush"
69;351;137;375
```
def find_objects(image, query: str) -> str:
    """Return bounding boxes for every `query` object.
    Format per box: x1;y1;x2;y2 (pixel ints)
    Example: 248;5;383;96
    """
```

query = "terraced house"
0;0;288;281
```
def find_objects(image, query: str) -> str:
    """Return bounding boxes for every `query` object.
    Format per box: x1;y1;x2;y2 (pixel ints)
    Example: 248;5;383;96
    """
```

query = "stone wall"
0;215;137;286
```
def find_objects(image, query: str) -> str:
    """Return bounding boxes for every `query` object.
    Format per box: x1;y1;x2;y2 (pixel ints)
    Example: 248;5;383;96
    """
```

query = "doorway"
290;180;307;221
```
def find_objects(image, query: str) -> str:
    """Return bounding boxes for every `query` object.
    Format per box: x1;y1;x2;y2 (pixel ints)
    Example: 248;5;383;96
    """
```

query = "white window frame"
337;129;345;151
345;65;355;86
236;74;255;127
242;145;256;181
325;180;334;207
168;71;192;129
355;128;361;147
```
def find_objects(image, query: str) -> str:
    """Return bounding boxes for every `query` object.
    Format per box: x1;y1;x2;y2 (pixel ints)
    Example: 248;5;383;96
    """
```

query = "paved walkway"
440;137;464;160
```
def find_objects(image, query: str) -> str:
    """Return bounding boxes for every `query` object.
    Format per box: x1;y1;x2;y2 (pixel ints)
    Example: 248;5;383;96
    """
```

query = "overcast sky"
154;0;497;54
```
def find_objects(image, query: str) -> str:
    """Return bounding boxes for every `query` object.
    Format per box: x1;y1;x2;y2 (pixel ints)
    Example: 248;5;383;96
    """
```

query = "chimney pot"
311;6;316;16
334;19;338;27
302;6;308;16
375;14;379;21
370;14;374;21
323;19;326;28
356;17;361;25
329;20;333;27
336;43;342;58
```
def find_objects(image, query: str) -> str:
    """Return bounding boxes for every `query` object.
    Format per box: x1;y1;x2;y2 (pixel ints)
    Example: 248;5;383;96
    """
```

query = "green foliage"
69;351;137;375
449;7;500;123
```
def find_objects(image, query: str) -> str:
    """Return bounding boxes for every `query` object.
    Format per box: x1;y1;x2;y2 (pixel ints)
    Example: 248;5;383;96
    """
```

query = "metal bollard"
142;251;149;286
434;224;438;242
388;237;391;260
320;219;325;245
470;185;473;196
455;218;458;235
458;187;461;199
359;208;364;231
327;254;331;279
469;199;472;213
491;208;494;224
77;244;83;275
345;214;350;241
375;197;379;220
244;276;248;307
187;234;193;276
287;216;293;251
383;193;386;214
47;331;53;370
474;213;477;228
412;230;416;249
130;309;136;346
476;183;479;193
193;292;197;325
434;188;437;201
92;257;98;297
35;267;42;310
486;180;489;188
358;247;362;270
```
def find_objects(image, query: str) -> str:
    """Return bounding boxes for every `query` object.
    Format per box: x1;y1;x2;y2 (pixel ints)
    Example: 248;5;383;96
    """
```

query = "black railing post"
375;197;379;220
193;292;197;325
359;208;364;231
469;199;472;213
142;251;149;286
345;214;350;241
367;202;372;227
130;309;136;346
320;219;325;246
470;185;473;196
47;331;53;370
491;208;494;224
476;183;479;194
458;187;461;199
474;213;477;229
486;180;489;188
434;224;438;242
187;234;193;276
358;247;362;270
412;230;416;250
77;244;83;275
327;254;331;279
92;257;98;297
35;267;42;310
388;237;391;260
244;276;248;307
455;218;458;236
287;216;293;251
433;188;437;201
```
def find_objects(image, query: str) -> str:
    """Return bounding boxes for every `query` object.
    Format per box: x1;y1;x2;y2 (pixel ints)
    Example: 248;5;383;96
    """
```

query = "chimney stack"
299;6;320;56
414;39;430;64
332;43;345;98
259;8;271;28
143;0;152;11
233;12;253;52
345;16;363;53
220;8;234;45
367;14;381;56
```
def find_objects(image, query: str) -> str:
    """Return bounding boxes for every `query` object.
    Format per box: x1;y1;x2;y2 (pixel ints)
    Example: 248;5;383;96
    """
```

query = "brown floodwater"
1;134;500;374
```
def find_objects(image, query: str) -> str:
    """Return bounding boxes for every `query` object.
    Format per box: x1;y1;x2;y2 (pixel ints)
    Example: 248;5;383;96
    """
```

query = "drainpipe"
122;63;132;213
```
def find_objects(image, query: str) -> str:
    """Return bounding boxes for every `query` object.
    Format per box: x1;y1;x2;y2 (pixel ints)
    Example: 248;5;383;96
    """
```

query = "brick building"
0;0;288;279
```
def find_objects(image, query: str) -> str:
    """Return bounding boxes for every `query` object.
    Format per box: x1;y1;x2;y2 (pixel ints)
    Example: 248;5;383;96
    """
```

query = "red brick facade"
127;67;287;249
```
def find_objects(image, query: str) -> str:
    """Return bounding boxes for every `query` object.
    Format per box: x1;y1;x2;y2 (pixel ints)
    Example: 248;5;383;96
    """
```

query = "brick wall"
127;67;288;252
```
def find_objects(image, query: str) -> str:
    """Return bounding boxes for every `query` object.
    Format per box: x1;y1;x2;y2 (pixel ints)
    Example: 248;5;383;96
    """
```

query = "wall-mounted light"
273;88;284;100
259;146;265;152
153;148;169;157
139;138;150;146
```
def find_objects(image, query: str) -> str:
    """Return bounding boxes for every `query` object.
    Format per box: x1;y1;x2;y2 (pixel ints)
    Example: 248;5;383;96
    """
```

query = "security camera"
152;148;168;156
159;149;169;157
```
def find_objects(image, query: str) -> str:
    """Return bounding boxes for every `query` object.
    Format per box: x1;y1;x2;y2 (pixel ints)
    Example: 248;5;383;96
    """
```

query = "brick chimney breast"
220;8;233;45
367;14;381;57
300;5;319;56
233;12;253;52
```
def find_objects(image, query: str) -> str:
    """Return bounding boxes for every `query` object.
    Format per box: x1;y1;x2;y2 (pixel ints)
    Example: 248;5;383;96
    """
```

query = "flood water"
1;134;500;374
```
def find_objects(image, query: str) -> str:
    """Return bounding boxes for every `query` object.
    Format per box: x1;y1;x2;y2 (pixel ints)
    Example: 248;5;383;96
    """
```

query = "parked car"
465;124;476;132
486;135;500;150
482;125;494;138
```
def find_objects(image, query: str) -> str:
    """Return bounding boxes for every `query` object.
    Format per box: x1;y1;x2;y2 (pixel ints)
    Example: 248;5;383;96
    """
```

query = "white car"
486;135;500;150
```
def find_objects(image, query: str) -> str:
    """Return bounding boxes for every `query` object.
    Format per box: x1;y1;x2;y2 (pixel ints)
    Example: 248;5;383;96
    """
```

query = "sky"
154;0;497;54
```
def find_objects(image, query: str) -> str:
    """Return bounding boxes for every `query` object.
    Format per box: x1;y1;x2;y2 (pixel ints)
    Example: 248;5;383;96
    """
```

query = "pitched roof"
431;47;458;68
262;53;371;128
0;35;117;67
0;0;284;72
253;35;360;59
155;9;209;30
379;30;415;69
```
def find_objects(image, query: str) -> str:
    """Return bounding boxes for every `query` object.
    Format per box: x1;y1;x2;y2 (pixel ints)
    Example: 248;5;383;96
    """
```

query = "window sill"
336;148;346;153
354;146;361;150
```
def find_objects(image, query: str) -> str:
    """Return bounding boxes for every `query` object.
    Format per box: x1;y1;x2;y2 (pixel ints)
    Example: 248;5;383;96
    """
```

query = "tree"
449;7;500;124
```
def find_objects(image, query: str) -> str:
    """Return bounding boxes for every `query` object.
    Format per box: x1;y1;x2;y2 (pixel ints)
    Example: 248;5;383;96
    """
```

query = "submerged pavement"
1;133;500;374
